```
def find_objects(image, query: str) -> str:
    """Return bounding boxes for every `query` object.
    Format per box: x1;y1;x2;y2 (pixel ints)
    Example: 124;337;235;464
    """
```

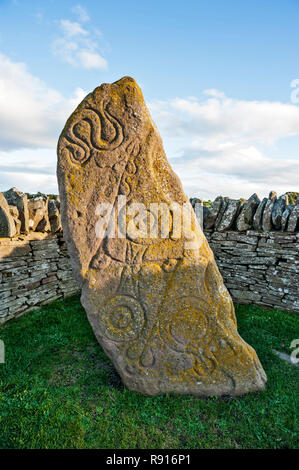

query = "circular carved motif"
159;296;210;353
101;295;145;342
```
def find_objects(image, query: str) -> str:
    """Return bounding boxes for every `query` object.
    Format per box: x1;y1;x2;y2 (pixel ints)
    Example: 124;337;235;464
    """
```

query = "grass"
0;295;298;449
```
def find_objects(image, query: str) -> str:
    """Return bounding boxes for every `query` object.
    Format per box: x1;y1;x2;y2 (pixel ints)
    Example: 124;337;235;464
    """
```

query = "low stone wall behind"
205;230;299;314
0;230;298;323
0;234;78;323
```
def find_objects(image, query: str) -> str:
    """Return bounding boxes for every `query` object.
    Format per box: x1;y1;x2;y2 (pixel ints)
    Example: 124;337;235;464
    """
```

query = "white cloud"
72;5;90;23
77;49;108;69
151;92;299;143
52;14;107;70
0;148;58;194
0;51;298;199
60;19;89;37
0;53;87;151
149;91;299;199
171;141;299;200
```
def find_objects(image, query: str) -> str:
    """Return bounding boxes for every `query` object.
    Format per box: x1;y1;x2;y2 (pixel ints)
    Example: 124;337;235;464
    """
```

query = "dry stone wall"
0;233;78;324
205;230;299;314
0;187;298;322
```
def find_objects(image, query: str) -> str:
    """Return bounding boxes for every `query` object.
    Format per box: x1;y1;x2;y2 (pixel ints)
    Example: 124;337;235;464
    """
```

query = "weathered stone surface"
48;199;62;233
3;187;29;234
0;228;298;322
0;193;16;238
262;192;277;232
272;195;288;230
287;198;299;232
0;233;79;323
28;196;48;231
253;197;267;231
190;198;205;226
236;193;260;231
36;214;51;233
281;205;292;231
9;205;21;235
217;199;241;232
203;196;223;229
214;197;229;230
57;76;266;397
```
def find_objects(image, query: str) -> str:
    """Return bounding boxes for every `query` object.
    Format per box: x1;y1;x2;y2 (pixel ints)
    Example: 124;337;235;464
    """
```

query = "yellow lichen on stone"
57;76;267;396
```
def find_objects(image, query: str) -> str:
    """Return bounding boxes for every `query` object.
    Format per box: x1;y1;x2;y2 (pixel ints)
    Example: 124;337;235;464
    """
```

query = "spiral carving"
62;101;124;165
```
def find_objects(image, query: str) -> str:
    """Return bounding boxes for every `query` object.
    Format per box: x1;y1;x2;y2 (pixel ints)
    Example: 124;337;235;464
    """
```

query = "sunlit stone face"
57;76;267;396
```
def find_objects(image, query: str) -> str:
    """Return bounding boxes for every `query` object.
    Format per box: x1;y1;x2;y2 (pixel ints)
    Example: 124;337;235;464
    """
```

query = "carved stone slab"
57;77;267;396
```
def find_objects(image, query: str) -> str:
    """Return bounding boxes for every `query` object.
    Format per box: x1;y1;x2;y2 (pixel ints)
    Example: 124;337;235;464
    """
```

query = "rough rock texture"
48;199;62;233
1;230;298;323
57;76;266;397
9;205;21;235
214;197;229;230
272;195;288;230
236;193;260;231
262;192;277;232
28;197;48;231
205;230;299;314
253;197;267;231
281;205;292;231
0;193;16;238
217;199;241;232
202;197;222;230
3;187;29;234
287;198;299;232
0;233;78;323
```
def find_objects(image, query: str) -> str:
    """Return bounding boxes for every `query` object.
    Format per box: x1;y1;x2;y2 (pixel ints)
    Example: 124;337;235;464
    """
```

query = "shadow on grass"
0;295;298;449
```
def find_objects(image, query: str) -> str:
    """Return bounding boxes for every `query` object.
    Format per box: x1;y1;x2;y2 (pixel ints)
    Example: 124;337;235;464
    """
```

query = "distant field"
0;296;298;449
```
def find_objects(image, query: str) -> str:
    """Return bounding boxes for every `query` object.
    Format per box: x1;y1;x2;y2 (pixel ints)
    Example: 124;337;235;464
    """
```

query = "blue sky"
0;0;298;199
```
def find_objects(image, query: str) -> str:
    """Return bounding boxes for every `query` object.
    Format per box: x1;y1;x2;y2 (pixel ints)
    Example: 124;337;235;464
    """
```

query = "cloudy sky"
0;0;298;200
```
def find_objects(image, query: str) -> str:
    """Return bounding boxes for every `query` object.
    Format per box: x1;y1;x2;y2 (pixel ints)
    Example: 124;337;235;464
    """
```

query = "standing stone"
48;199;62;233
253;197;267;230
28;196;48;231
262;191;277;232
203;196;224;230
214;197;230;230
190;198;205;228
9;205;21;235
236;193;260;231
217;199;241;232
0;193;16;238
285;192;299;205
36;214;51;233
190;197;203;207
281;205;292;231
201;205;209;226
272;195;288;230
3;187;29;234
57;76;266;397
287;198;299;232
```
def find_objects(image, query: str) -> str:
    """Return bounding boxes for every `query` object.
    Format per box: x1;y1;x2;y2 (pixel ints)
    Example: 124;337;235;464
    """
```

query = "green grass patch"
0;296;298;449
